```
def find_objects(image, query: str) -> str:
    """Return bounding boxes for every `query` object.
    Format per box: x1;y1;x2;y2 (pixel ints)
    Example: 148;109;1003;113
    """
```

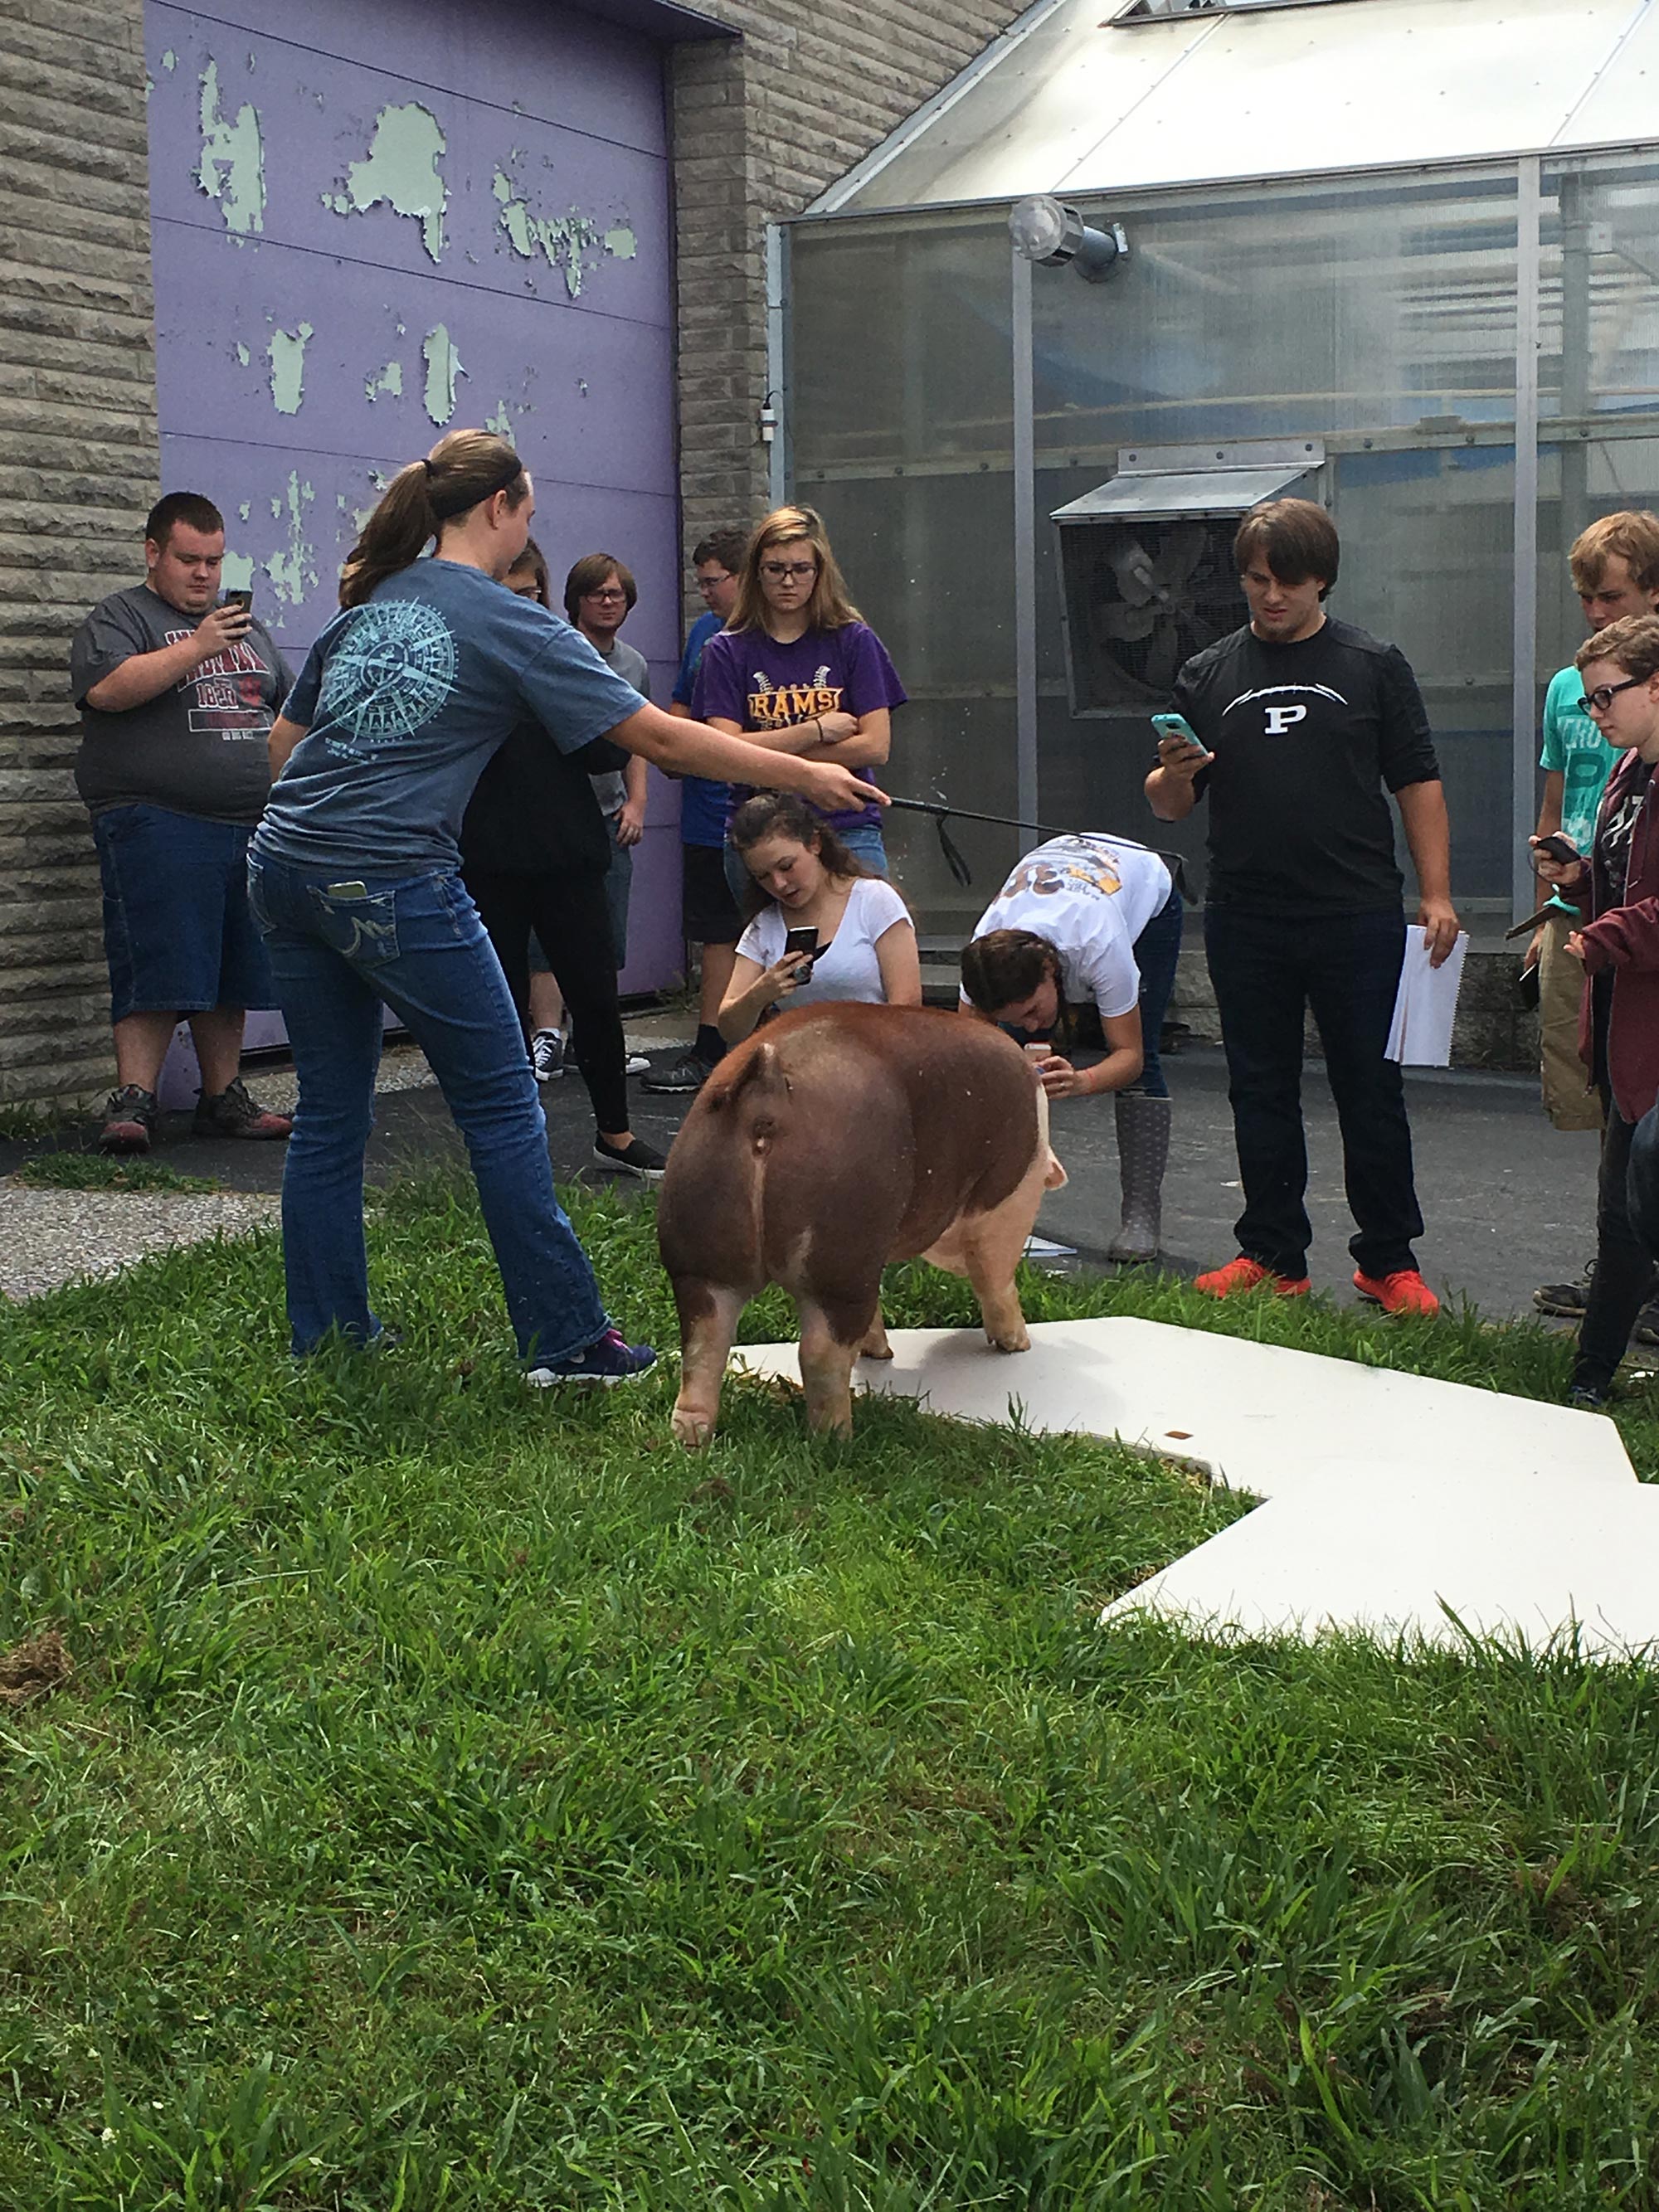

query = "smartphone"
1534;832;1579;864
221;588;253;614
782;924;819;974
1151;711;1210;758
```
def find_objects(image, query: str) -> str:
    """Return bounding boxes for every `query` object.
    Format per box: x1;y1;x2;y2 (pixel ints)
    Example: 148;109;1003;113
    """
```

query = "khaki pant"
1538;907;1603;1132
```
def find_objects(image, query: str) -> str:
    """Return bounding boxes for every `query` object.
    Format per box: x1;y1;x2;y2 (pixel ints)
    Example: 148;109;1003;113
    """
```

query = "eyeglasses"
584;587;628;603
1579;675;1646;714
760;562;818;582
696;571;732;593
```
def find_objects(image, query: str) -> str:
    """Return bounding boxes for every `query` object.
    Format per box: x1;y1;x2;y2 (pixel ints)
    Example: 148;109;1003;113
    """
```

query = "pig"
657;1002;1066;1445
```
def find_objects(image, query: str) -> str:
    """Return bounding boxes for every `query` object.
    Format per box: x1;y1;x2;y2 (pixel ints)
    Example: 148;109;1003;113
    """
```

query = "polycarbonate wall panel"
1026;168;1518;912
792;217;1017;936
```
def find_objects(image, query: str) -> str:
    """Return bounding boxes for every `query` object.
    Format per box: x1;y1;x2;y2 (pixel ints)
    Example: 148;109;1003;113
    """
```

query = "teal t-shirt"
258;559;643;873
1539;661;1618;910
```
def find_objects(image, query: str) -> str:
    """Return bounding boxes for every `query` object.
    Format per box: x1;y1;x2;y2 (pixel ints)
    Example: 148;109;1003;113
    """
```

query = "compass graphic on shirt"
319;599;457;746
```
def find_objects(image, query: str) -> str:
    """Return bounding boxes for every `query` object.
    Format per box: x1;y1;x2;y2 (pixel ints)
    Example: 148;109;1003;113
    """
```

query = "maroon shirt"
1577;748;1659;1120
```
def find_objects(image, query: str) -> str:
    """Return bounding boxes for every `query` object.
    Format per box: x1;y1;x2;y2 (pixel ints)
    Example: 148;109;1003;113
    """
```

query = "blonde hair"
1577;613;1659;682
1569;511;1659;600
339;430;528;608
727;504;862;635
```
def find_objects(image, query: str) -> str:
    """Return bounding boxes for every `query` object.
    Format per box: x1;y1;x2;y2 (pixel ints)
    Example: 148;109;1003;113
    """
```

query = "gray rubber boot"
1108;1091;1171;1262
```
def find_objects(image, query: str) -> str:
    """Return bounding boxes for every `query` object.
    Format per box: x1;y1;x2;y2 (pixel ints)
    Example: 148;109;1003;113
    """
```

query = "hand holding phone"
1531;832;1580;867
1150;712;1213;773
782;924;819;982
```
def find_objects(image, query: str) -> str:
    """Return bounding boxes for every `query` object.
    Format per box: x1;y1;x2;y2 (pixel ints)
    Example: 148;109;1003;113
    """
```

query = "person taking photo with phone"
1531;614;1659;1405
1146;498;1457;1316
717;792;919;1046
252;429;882;1381
70;491;296;1155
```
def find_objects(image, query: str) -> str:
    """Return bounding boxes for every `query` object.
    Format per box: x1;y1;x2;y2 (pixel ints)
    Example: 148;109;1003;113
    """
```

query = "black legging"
464;868;628;1136
1573;1092;1659;1395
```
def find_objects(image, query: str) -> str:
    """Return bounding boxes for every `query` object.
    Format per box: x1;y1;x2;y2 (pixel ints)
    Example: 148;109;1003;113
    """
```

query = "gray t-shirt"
70;583;295;825
587;635;649;816
256;557;645;874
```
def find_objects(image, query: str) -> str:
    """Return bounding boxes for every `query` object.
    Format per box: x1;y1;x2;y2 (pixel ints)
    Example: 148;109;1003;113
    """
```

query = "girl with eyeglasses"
692;505;906;896
1531;613;1659;1403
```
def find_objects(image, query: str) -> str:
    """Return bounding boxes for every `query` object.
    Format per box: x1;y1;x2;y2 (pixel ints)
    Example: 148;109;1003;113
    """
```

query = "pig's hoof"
987;1326;1030;1354
671;1405;717;1448
860;1333;894;1361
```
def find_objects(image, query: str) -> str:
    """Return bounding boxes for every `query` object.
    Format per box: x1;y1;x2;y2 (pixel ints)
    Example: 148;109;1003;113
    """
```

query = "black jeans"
464;868;628;1136
1204;905;1423;1280
1574;1099;1659;1393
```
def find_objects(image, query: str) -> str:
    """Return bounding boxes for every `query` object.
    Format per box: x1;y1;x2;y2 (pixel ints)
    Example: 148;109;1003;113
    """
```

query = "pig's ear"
1044;1150;1068;1192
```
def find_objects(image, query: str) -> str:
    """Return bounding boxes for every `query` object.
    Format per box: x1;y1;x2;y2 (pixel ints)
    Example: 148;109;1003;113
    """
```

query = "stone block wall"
0;0;159;1107
669;0;1024;557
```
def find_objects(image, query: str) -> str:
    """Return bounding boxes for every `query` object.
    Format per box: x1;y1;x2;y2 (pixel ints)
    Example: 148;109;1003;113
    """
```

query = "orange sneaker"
1353;1267;1440;1318
1194;1255;1311;1300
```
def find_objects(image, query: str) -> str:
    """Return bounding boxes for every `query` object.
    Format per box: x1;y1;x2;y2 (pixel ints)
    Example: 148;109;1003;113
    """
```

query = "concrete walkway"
0;1030;1603;1323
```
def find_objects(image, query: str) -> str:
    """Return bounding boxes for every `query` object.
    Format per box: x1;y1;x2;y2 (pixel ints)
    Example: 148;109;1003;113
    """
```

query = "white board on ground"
728;1317;1636;1501
726;1317;1659;1659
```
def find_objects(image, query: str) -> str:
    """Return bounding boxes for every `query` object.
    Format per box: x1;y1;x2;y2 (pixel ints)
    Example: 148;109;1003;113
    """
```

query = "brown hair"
728;791;875;921
960;929;1060;1017
1233;498;1340;598
506;537;552;608
340;430;527;608
1576;613;1659;683
145;492;224;549
728;504;862;635
564;552;638;626
693;527;749;575
1569;511;1659;600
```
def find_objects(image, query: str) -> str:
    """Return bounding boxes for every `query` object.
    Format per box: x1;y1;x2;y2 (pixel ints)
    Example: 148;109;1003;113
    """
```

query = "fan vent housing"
1052;440;1326;715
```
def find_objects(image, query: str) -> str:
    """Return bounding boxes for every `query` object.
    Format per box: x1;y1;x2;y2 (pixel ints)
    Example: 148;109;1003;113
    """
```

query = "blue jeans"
1123;885;1183;1101
1204;905;1422;1280
246;853;608;1361
92;804;275;1022
722;823;888;907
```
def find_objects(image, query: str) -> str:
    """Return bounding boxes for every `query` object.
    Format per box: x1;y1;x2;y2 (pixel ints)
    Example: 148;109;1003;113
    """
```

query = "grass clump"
0;1169;1657;2207
15;1153;221;1194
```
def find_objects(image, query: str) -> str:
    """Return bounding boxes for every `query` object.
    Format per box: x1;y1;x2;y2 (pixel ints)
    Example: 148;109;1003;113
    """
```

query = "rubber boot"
1108;1091;1171;1262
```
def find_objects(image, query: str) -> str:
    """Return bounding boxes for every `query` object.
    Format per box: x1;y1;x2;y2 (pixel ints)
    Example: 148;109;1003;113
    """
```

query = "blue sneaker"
525;1327;657;1388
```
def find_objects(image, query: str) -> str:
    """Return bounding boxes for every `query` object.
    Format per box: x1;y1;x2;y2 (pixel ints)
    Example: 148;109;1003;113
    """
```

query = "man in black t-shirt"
1146;498;1457;1315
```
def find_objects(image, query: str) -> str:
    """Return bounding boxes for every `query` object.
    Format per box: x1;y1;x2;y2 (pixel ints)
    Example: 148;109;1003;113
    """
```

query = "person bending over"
717;792;920;1045
254;429;878;1382
959;833;1180;1262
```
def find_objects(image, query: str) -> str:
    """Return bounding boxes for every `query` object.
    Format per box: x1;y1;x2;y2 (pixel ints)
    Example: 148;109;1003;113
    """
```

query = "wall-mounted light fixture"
1009;196;1128;282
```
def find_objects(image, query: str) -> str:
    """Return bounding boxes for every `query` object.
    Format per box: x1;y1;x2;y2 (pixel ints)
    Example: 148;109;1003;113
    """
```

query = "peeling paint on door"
490;168;634;299
484;401;513;439
365;359;404;402
421;325;466;425
325;104;448;264
197;59;265;237
235;342;250;367
221;551;255;593
268;322;314;415
264;473;319;607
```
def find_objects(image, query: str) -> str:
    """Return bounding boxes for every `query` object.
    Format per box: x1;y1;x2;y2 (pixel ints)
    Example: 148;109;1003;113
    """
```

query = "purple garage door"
142;0;688;1095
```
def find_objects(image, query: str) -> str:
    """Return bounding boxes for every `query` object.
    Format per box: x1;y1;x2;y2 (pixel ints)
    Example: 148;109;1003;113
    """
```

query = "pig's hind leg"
670;1276;746;1447
795;1286;882;1438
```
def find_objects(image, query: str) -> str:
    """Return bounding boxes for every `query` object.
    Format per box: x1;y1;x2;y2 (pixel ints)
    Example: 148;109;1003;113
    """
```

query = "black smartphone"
782;924;818;972
1534;833;1579;864
221;588;253;614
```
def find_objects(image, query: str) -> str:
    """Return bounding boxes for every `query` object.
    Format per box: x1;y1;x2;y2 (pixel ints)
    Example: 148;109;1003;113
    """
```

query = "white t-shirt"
737;876;912;1008
967;834;1173;1019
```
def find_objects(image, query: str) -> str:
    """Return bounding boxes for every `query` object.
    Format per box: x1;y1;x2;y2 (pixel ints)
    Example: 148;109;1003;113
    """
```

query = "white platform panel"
727;1318;1659;1658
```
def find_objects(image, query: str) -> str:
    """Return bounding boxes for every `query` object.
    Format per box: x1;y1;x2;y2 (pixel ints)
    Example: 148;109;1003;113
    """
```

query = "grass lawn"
2;1170;1657;2209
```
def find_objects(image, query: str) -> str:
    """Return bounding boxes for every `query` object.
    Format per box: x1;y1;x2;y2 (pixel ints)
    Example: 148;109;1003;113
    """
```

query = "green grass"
15;1154;221;1194
2;1172;1657;2209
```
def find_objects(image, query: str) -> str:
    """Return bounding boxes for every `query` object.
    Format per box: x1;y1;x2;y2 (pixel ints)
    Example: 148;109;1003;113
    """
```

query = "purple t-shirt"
693;620;906;834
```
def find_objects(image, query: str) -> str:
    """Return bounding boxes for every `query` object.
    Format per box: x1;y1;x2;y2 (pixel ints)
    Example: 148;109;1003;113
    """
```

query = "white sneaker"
624;1051;649;1077
531;1028;566;1082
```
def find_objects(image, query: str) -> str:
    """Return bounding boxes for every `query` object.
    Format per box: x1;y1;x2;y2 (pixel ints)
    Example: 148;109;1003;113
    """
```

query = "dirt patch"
0;1629;72;1707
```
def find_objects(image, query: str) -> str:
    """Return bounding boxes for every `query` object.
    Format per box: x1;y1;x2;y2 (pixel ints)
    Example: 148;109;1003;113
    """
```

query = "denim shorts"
92;802;275;1023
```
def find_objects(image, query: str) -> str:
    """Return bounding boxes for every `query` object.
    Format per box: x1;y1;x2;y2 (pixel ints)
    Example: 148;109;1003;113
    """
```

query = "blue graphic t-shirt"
256;559;645;873
1540;661;1618;913
672;610;727;848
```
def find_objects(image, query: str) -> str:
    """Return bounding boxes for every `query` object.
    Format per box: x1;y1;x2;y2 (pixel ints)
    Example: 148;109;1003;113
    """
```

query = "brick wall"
669;0;1024;558
0;0;159;1108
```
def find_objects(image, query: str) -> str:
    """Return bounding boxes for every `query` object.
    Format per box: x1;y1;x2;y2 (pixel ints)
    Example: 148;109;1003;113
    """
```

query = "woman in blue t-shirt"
252;431;878;1384
693;505;905;897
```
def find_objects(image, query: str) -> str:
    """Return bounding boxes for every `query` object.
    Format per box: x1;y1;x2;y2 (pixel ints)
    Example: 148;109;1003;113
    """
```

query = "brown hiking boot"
100;1084;158;1155
192;1077;292;1141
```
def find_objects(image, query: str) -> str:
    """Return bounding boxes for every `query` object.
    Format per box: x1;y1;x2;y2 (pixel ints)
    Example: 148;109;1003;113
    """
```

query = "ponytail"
339;429;528;608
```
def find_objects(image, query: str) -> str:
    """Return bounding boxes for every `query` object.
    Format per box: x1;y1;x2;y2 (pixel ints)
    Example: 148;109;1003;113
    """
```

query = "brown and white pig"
657;1002;1065;1444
